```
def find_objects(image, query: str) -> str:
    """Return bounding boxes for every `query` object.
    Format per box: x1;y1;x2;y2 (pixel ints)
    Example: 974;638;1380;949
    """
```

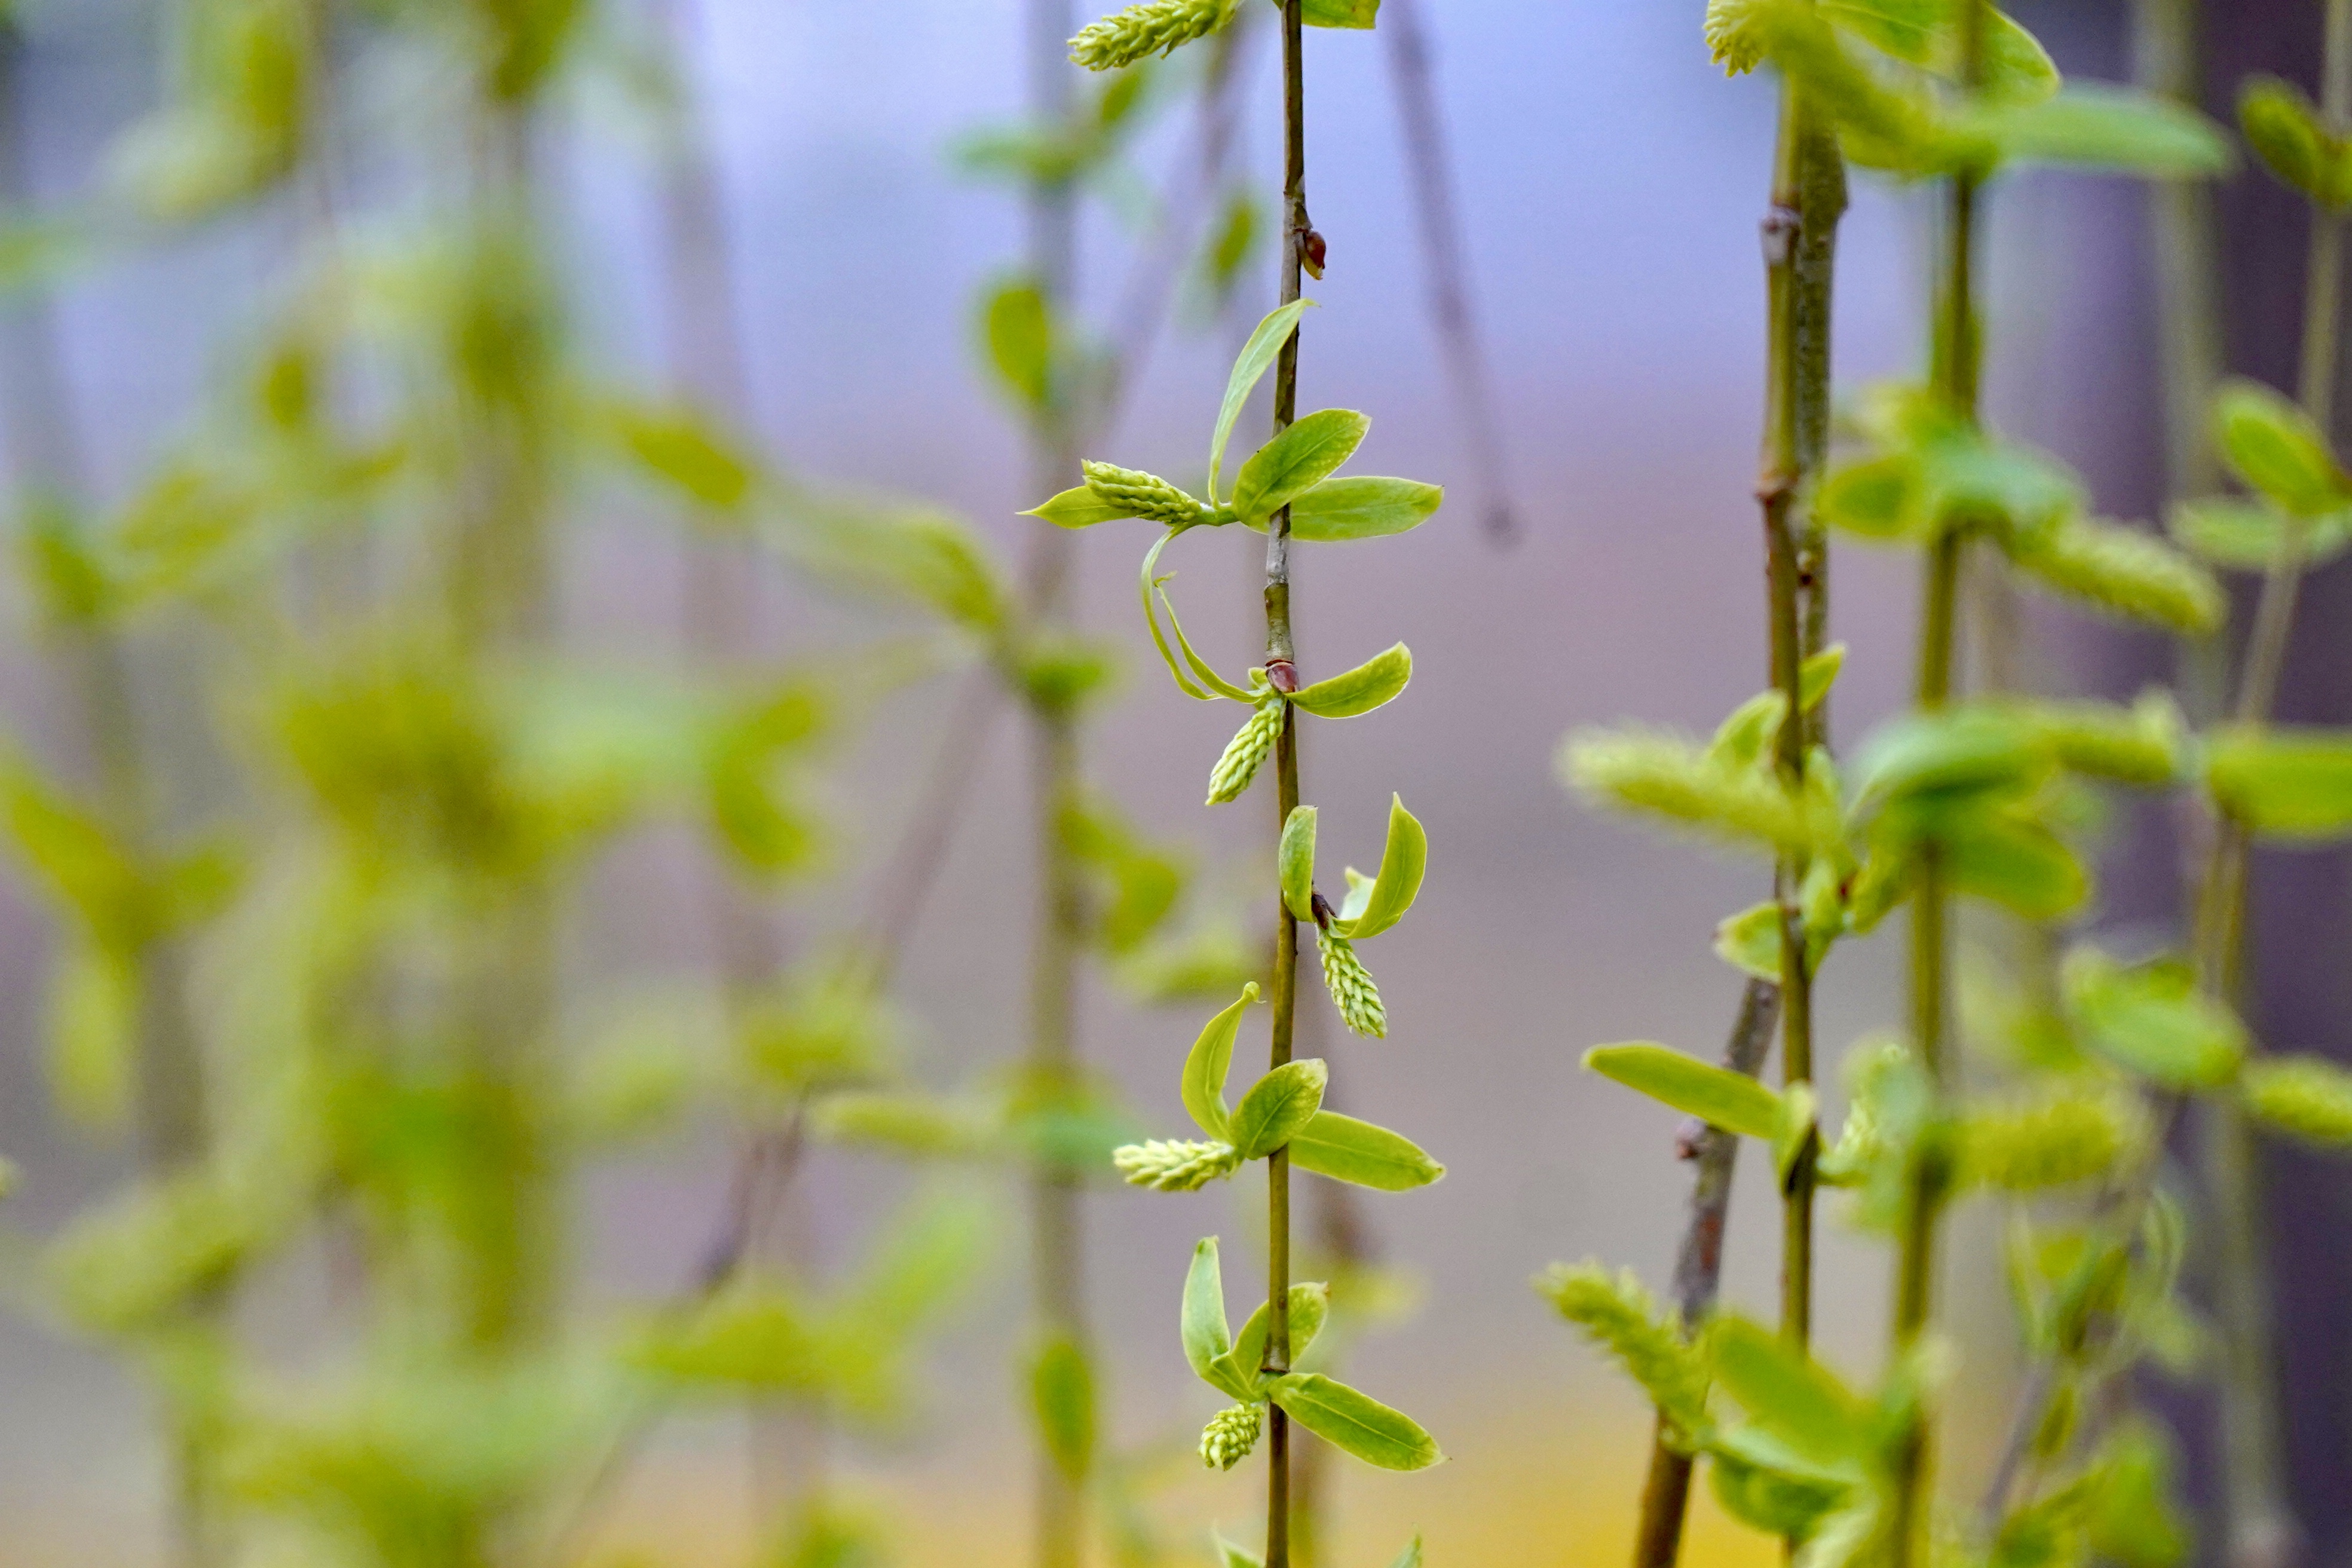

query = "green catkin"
1111;1137;1244;1192
1067;0;1238;71
1561;727;1826;855
2241;1055;2352;1147
1206;700;1284;805
1537;1261;1711;1438
1957;1090;2148;1192
1316;927;1386;1039
2005;517;2227;636
1082;460;1212;525
1199;1402;1264;1471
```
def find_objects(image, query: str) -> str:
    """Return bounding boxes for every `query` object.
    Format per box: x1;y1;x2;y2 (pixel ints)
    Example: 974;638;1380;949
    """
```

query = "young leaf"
1966;85;2233;178
1303;0;1378;26
1333;794;1426;939
1224;1282;1333;1391
2214;377;2348;516
2241;1055;2352;1149
1231;408;1369;523
1267;1373;1442;1471
1029;1334;1096;1483
1944;813;2088;921
1025;485;1137;529
2170;496;2352;572
1209;299;1313;504
1800;642;1846;711
2241;75;2351;210
1289;643;1412;719
1704;1316;1869;1471
2205;727;2352;840
1584;1042;1785;1141
1215;1536;1265;1568
1181;984;1260;1140
2062;948;2244;1089
1819;0;2058;105
1229;1059;1329;1159
1184;1237;1251;1397
1286;1110;1444;1191
982;277;1054;412
1252;474;1443;541
1279;807;1318;923
1714;901;1784;983
1385;1539;1423;1568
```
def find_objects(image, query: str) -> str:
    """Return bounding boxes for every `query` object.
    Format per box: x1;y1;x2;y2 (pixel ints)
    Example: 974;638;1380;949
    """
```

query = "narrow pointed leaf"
1224;1282;1331;1391
1279;807;1318;923
1334;794;1426;939
1290;644;1411;719
1244;474;1443;541
1138;528;1214;701
1287;1110;1444;1191
1181;984;1258;1140
1706;1316;1870;1469
1232;408;1370;522
1026;485;1135;529
2206;726;2352;840
1154;574;1259;702
1184;1237;1249;1397
1028;1334;1095;1482
1211;300;1313;504
1268;1373;1441;1471
1584;1042;1785;1141
1229;1059;1328;1159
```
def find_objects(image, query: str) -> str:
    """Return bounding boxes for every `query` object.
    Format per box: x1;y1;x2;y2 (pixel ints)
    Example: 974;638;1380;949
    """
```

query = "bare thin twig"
1381;0;1518;546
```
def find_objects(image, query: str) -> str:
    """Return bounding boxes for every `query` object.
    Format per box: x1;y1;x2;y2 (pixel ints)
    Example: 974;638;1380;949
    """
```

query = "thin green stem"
1889;8;1984;1561
1263;7;1305;1566
2191;10;2350;1566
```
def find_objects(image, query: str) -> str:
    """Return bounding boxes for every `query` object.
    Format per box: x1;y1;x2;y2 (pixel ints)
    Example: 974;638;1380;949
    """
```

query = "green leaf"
2241;1055;2352;1149
1303;0;1379;26
1944;813;2088;921
1287;1110;1444;1191
1800;643;1846;711
1025;485;1136;529
1820;452;1918;540
2214;377;2348;516
1181;984;1259;1141
1819;0;2058;105
49;938;137;1129
1184;1237;1250;1398
1705;1316;1869;1471
2241;75;2352;210
2062;948;2244;1090
982;277;1054;412
1267;1373;1441;1471
1854;706;2049;808
1139;528;1260;704
1229;1059;1328;1159
1224;1282;1332;1392
1248;474;1443;541
1334;794;1426;939
1028;1334;1095;1483
2085;1417;2191;1568
601;396;759;512
1290;643;1411;719
1211;299;1313;505
1279;807;1318;923
1232;409;1369;523
1214;1536;1264;1568
2206;726;2352;840
1965;85;2234;178
2170;497;2352;572
1384;1539;1424;1568
1714;902;1784;983
1584;1042;1785;1141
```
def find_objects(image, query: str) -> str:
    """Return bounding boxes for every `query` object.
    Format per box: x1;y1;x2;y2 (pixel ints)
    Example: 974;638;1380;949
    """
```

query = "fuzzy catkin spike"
1068;0;1238;71
1199;1402;1263;1470
1958;1090;2148;1192
1316;927;1386;1038
1536;1261;1711;1440
1082;460;1211;525
2005;517;2226;636
1113;1138;1244;1192
1207;700;1284;805
1561;727;1827;856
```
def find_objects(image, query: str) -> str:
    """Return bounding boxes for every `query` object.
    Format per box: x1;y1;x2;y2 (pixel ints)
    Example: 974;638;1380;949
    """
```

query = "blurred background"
0;2;2337;1566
